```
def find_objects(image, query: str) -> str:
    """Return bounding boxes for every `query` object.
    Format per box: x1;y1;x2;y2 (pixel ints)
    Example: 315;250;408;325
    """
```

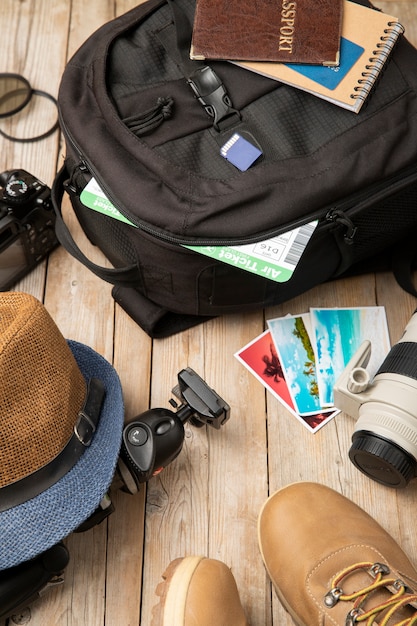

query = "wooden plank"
95;2;150;624
9;0;117;624
0;0;66;185
140;311;269;625
51;2;150;625
105;304;152;625
40;0;150;624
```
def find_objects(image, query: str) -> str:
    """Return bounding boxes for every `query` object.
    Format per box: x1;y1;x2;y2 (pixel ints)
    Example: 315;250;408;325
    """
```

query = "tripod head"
118;367;230;493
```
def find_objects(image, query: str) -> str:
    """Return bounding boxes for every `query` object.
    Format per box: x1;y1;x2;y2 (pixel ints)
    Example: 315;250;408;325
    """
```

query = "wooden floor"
1;1;417;624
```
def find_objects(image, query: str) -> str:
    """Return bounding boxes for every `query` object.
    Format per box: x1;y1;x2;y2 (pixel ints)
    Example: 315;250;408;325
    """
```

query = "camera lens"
350;431;416;488
349;339;417;488
0;74;32;118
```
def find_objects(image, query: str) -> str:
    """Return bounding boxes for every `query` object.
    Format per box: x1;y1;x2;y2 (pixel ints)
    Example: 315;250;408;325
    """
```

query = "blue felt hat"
0;293;124;570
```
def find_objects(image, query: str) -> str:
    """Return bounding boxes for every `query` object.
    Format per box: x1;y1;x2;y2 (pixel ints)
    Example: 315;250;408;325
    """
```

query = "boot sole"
151;555;206;626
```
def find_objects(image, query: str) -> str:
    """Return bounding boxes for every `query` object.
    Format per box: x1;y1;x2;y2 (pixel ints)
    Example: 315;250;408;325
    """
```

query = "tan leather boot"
258;482;417;625
151;555;249;626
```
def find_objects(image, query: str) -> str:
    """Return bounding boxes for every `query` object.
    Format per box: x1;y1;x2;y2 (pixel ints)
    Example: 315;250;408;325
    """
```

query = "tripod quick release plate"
171;367;230;429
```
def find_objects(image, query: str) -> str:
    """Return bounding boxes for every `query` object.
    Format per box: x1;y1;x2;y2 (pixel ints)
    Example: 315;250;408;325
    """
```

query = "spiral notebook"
234;0;404;113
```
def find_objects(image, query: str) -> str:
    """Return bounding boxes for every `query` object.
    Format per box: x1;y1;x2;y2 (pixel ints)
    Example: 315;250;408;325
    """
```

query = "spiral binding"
351;21;405;102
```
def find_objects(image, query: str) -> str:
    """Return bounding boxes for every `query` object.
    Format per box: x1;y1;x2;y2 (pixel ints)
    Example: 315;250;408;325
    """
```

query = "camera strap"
0;377;105;512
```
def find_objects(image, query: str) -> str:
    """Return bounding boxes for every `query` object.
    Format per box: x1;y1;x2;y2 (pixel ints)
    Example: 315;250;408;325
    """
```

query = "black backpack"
53;0;417;337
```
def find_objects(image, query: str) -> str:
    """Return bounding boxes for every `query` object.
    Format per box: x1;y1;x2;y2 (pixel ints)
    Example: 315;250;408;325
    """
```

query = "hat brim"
0;340;124;570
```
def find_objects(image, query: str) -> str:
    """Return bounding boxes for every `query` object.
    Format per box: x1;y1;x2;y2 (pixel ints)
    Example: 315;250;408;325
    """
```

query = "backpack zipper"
60;111;417;248
325;209;357;244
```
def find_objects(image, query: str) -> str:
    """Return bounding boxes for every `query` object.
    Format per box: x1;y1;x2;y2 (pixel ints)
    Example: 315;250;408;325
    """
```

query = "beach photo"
310;306;391;406
267;314;325;416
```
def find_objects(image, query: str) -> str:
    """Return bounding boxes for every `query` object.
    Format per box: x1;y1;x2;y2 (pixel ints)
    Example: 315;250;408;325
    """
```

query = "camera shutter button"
127;425;148;446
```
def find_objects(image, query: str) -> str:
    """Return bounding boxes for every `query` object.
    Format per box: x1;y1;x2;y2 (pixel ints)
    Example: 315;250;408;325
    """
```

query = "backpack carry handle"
52;165;209;338
51;165;141;288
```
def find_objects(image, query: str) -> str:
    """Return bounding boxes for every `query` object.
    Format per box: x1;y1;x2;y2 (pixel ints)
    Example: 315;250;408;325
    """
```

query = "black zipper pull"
63;160;90;196
326;209;357;244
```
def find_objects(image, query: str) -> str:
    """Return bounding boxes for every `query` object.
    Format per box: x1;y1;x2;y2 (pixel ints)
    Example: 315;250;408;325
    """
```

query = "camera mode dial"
5;178;29;200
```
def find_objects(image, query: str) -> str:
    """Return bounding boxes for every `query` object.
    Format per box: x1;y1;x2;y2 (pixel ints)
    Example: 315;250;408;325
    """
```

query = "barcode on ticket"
284;222;317;267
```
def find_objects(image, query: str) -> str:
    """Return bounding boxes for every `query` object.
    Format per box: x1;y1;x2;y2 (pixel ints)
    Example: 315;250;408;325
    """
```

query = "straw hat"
0;292;124;570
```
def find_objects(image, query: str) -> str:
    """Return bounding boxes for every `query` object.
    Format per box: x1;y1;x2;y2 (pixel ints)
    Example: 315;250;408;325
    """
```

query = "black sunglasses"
0;73;59;142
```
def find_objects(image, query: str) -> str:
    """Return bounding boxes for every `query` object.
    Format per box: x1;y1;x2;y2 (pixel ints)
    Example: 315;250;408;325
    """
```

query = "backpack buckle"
187;66;241;131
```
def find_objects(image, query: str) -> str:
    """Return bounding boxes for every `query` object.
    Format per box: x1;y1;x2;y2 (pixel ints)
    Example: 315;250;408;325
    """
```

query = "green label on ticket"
185;221;317;283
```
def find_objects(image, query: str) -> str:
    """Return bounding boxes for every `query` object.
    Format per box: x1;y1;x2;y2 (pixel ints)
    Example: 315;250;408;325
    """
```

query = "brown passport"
190;0;343;65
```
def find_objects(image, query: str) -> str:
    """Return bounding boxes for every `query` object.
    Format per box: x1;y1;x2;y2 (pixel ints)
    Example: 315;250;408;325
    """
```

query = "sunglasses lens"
0;75;32;118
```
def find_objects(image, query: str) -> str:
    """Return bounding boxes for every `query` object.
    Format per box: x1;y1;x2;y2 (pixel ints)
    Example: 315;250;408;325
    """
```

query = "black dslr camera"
0;169;58;290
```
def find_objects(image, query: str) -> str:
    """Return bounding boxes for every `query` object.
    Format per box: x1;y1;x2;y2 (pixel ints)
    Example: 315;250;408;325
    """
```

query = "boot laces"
324;561;417;625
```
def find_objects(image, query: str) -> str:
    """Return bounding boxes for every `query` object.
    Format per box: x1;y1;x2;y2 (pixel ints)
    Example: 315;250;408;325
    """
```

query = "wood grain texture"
1;1;416;625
